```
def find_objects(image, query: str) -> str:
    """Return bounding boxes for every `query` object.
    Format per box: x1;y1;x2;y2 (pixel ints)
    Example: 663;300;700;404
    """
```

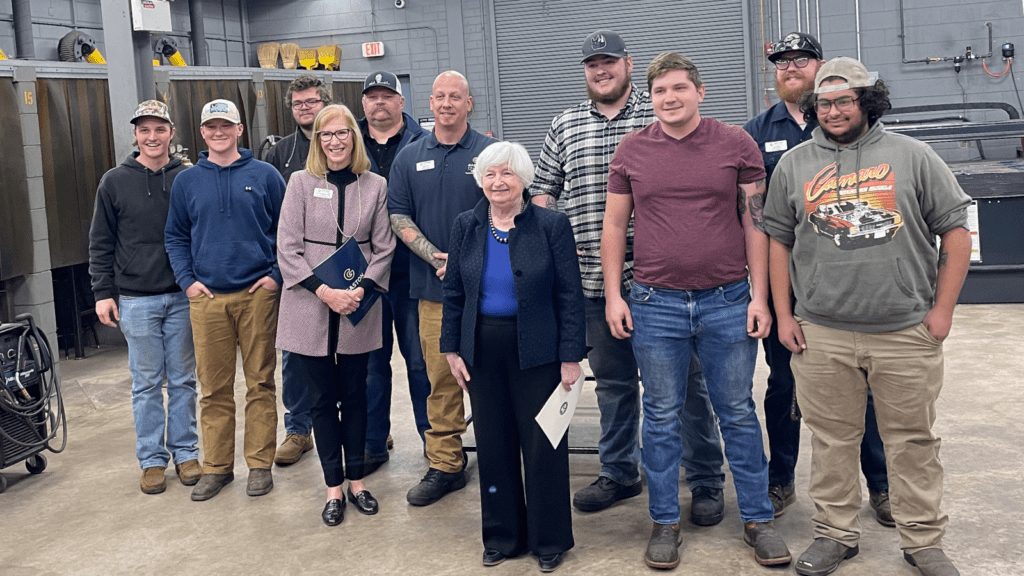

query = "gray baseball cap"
814;57;873;94
581;30;628;63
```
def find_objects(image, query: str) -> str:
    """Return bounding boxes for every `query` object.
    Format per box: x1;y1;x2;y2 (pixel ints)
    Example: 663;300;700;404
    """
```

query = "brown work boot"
175;459;202;486
140;466;167;494
274;433;313;466
246;468;274;497
869;489;896;527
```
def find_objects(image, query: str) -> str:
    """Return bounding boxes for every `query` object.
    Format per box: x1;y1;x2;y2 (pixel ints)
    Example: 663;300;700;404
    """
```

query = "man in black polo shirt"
743;32;891;524
356;71;429;473
388;70;495;506
265;74;331;467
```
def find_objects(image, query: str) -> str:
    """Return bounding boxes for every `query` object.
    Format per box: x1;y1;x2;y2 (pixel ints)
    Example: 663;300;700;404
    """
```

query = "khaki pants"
419;300;466;473
190;288;279;473
791;319;948;553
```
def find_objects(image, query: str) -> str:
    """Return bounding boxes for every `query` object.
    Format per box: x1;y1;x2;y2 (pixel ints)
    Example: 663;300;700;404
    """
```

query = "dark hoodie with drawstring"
164;149;286;293
764;121;971;333
89;153;187;301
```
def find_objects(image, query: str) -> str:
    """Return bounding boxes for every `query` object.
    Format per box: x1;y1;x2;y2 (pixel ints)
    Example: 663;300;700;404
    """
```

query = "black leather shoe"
347;486;379;515
406;467;467;506
538;553;564;573
322;498;345;526
482;548;506;567
572;476;642;512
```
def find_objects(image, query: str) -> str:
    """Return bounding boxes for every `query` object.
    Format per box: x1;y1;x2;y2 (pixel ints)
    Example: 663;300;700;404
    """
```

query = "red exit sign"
362;42;385;58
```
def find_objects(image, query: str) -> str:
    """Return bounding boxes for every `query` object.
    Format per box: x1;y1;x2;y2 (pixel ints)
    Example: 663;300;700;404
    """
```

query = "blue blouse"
479;228;517;316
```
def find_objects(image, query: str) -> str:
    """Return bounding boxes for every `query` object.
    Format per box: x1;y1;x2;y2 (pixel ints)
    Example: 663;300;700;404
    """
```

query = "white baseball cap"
200;99;242;125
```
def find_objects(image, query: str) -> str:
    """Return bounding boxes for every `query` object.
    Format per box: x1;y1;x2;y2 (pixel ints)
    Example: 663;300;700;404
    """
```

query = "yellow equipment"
298;48;318;70
316;45;342;70
153;35;187;66
58;31;106;64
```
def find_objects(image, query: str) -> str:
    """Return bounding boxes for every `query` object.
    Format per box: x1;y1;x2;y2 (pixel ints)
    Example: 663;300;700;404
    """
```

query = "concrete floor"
1;304;1021;575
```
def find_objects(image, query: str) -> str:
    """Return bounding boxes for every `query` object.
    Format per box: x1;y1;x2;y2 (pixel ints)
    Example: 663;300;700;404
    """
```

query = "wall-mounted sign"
362;42;385;58
130;0;172;32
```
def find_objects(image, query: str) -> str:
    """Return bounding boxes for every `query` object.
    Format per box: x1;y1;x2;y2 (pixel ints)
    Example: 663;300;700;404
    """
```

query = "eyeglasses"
774;56;811;71
815;96;860;113
291;98;324;110
318;129;353;142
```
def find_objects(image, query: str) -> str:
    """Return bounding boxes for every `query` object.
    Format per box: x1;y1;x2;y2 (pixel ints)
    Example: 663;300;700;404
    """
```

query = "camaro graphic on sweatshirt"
803;162;903;249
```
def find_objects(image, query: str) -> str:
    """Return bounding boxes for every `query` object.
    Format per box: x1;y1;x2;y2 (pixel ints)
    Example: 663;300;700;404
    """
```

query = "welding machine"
0;313;67;493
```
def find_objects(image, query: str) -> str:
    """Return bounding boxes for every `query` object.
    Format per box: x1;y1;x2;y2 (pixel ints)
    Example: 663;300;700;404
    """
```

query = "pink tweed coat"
276;169;395;356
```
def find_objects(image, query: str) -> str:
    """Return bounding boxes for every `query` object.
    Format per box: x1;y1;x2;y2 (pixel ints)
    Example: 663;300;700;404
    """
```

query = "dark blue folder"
312;240;380;325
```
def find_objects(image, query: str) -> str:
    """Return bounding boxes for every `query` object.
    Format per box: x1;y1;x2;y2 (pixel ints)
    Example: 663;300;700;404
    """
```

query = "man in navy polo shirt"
388;70;496;506
743;32;891;524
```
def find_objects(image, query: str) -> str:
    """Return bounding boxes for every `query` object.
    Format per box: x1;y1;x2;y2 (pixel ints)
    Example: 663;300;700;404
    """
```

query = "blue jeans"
365;272;431;455
585;296;724;489
119;292;199;469
630;280;774;524
281;351;312;436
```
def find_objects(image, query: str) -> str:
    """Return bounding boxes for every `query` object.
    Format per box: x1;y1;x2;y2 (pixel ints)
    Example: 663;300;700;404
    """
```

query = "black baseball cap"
768;32;824;62
581;30;628;63
362;71;403;96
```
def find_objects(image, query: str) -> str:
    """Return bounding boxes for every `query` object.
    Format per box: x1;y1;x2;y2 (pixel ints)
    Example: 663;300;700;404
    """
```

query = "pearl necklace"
488;203;522;244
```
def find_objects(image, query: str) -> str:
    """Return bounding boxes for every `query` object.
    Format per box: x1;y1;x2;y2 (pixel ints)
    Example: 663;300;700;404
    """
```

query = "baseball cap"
363;71;403;96
200;99;241;125
814;57;873;94
581;30;628;63
768;32;824;62
131;100;173;125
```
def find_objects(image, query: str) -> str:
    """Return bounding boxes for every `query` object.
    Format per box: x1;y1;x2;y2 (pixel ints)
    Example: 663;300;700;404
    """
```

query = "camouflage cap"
131;100;173;125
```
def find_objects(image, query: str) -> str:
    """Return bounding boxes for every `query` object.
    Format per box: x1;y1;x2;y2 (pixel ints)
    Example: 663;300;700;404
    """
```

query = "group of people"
87;27;969;576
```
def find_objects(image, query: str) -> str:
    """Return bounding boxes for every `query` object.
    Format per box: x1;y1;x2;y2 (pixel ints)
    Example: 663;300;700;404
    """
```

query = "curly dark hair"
284;74;331;107
799;77;891;126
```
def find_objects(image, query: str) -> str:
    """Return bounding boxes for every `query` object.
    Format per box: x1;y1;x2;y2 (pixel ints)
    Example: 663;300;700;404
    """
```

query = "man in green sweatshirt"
764;58;970;576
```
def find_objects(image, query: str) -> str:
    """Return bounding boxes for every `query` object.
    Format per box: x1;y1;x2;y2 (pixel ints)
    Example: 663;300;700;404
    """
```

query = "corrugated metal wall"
492;0;751;158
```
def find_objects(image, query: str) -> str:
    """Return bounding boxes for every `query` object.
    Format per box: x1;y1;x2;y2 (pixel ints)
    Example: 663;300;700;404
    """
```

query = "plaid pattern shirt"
528;85;654;298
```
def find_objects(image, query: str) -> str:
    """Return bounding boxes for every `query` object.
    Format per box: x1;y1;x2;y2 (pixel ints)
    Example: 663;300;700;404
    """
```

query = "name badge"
416;160;435;171
313;187;333;199
765;140;788;153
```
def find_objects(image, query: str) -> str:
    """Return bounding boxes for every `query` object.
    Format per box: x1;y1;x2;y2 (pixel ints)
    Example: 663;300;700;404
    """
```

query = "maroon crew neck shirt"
608;117;766;291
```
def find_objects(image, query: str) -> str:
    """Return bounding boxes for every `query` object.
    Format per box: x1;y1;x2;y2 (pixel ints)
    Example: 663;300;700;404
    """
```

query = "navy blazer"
440;198;586;370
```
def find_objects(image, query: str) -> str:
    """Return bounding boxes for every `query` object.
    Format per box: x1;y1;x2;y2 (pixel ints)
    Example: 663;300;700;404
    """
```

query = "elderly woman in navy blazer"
276;104;395;526
441;141;586;572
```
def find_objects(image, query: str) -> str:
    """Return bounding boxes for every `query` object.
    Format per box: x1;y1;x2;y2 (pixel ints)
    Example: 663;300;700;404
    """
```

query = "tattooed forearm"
748;192;766;233
938;250;949;268
737;186;747;216
390;214;446;269
531;193;559;211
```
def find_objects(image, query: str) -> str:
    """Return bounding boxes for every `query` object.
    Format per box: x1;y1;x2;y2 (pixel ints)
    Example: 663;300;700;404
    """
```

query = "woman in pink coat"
276;104;396;526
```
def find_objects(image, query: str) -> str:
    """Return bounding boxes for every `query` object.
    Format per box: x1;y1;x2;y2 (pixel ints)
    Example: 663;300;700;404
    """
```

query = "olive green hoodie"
763;121;970;333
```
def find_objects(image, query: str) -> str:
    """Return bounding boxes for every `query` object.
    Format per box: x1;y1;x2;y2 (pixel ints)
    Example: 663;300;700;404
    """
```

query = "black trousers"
288;351;368;487
466;315;574;557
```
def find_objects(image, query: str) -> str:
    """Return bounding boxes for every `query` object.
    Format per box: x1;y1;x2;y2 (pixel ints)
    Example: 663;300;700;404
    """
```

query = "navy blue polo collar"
769;100;818;130
425;123;479;150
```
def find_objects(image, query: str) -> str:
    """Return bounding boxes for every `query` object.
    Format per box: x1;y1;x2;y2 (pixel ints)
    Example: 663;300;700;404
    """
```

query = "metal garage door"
492;0;752;158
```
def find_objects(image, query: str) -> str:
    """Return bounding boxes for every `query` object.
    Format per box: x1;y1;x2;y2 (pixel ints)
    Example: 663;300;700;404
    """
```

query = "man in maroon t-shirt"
601;52;789;570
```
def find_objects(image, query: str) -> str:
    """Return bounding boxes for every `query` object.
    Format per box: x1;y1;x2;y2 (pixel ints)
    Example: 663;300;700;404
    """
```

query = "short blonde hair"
473;141;535;189
305;104;370;178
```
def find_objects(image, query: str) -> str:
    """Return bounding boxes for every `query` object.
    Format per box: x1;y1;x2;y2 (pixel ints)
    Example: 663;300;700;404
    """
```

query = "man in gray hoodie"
764;58;970;576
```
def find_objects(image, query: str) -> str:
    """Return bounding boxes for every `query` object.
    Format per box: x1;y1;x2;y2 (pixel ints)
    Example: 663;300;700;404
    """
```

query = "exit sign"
362;42;385;58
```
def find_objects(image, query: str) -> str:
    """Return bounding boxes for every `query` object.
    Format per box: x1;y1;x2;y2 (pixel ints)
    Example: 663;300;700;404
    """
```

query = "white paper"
535;373;583;449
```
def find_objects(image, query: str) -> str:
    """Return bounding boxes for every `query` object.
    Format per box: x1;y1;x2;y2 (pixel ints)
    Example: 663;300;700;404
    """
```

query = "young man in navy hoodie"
89;100;200;495
165;99;287;502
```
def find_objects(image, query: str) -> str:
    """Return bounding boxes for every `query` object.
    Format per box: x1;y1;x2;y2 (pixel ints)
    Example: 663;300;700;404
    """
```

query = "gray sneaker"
644;522;682;569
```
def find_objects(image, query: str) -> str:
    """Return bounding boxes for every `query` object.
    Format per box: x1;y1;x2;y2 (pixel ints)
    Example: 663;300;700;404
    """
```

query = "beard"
822;115;869;145
775;73;815;104
587;75;631;105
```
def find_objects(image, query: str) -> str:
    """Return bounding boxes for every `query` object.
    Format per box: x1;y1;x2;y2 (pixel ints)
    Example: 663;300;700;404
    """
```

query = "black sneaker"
406;467;467;506
572;476;642;512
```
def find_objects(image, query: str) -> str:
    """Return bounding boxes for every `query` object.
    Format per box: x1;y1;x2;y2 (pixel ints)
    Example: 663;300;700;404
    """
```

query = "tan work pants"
419;299;466;473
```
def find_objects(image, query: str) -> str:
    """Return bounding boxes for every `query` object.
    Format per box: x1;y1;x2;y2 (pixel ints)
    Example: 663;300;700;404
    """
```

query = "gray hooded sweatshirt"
763;121;970;333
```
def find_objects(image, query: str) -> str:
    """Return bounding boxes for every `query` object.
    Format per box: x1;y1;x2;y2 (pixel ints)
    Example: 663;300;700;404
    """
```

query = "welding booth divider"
0;77;33;283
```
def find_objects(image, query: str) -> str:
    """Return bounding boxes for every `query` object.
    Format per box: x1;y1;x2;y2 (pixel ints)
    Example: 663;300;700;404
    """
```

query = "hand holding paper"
535;369;584;449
